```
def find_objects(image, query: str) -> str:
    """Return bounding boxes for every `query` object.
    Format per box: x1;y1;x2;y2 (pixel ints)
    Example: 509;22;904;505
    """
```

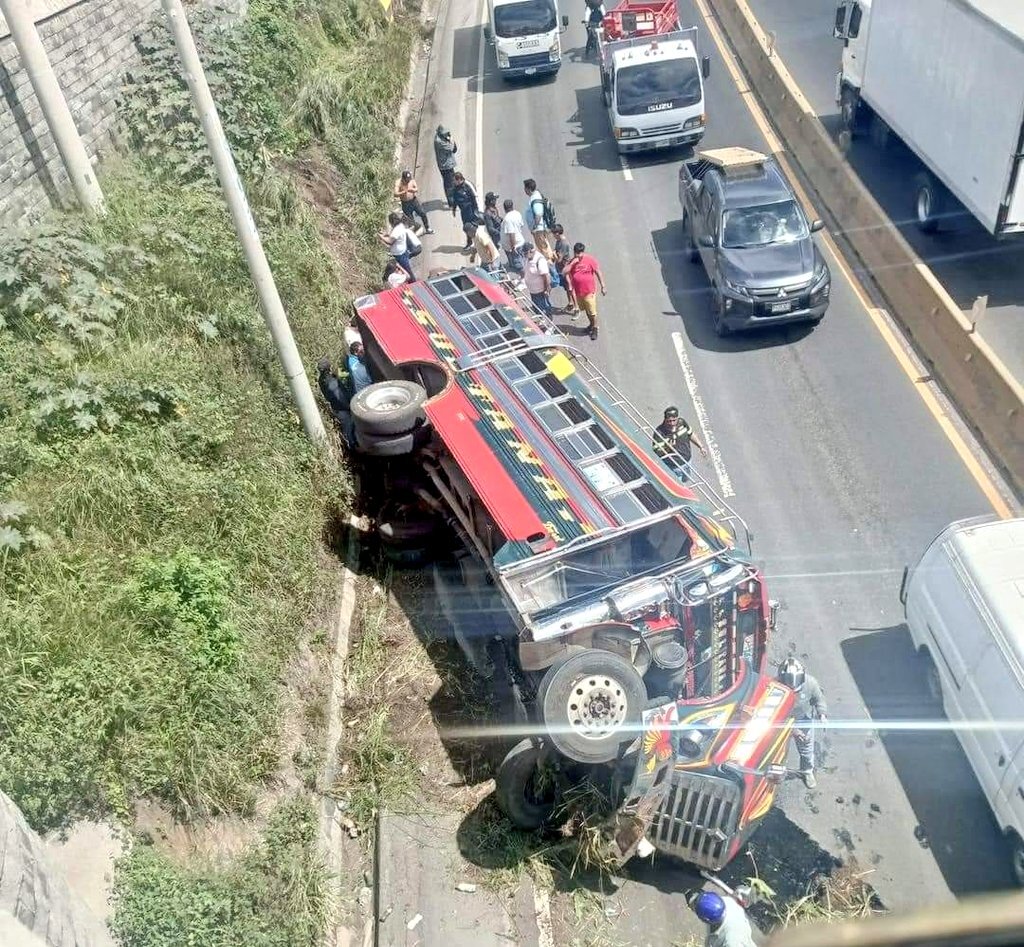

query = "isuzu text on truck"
834;0;1024;236
485;0;570;79
341;266;798;869
598;0;711;152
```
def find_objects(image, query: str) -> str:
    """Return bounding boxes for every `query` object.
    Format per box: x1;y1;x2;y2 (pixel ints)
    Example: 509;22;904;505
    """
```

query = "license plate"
654;138;672;148
524;66;537;74
770;301;792;314
518;39;540;48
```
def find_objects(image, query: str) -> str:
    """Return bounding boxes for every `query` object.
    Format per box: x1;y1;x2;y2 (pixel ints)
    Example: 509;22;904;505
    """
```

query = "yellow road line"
692;0;1013;519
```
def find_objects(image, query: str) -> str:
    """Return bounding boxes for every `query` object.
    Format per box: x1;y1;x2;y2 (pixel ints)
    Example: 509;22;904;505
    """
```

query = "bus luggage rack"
495;271;753;552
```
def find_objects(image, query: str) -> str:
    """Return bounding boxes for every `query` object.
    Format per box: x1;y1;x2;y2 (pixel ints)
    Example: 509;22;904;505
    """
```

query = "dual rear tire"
351;381;429;457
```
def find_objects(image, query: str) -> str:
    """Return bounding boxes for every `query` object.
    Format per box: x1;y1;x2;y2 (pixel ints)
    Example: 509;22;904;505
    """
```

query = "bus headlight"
614;127;640;139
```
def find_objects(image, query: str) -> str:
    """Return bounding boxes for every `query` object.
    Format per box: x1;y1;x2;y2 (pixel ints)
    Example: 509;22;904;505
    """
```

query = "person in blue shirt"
346;342;373;393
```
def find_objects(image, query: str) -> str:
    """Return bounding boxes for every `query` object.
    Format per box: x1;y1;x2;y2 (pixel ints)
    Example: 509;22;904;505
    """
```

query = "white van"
901;514;1024;884
484;0;569;79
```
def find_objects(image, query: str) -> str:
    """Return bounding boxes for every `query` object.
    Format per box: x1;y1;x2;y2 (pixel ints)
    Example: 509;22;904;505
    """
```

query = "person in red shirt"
562;242;607;340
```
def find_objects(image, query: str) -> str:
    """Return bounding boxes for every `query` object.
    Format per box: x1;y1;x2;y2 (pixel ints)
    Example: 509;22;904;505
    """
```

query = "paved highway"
416;0;1020;937
741;0;1024;386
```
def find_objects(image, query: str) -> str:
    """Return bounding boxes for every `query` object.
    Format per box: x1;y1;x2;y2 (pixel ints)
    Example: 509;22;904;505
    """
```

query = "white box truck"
598;0;711;153
833;0;1024;236
484;0;570;79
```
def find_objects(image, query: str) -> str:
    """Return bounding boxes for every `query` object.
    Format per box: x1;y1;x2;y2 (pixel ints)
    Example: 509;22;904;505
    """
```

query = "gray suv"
678;148;831;336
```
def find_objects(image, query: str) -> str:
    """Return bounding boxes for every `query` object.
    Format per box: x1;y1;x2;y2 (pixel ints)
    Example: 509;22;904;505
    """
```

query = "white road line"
619;154;633;181
475;0;485;189
671;331;734;498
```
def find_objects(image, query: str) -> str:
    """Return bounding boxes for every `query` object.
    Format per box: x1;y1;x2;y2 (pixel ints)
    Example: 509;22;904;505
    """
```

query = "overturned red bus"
345;266;795;868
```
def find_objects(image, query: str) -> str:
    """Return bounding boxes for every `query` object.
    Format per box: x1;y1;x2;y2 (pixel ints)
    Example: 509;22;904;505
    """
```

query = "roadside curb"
320;507;362;947
705;0;1024;496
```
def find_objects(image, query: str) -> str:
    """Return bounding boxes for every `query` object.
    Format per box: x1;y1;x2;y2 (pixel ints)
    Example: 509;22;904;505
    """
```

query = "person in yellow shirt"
463;222;500;272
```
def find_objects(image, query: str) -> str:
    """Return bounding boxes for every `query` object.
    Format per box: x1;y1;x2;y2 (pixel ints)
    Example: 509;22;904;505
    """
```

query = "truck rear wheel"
913;173;946;234
537;649;645;764
351;380;428;437
496;739;564;830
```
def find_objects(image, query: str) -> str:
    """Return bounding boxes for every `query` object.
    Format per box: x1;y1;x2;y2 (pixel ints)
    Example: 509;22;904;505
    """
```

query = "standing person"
688;890;757;947
523;244;553;316
778;658;828;789
584;0;605;56
394;169;432;235
562;242;606;339
346;341;373;393
450;173;481;248
550;223;574;313
523;178;552;257
433;124;458;209
483;191;503;248
379;211;414;279
500;198;527;274
652;406;707;479
464;221;501;271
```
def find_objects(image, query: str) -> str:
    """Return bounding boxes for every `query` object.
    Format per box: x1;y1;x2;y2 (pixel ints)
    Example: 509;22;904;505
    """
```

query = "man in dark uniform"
652;406;707;480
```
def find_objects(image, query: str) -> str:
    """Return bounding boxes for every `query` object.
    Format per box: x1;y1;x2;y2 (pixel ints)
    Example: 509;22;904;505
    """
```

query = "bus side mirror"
484;24;493;43
701;55;711;79
561;14;569;29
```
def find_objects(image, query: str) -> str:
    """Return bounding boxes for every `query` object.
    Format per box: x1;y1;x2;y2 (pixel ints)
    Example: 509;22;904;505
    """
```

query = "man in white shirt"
378;211;414;278
500;198;526;274
523;244;552;317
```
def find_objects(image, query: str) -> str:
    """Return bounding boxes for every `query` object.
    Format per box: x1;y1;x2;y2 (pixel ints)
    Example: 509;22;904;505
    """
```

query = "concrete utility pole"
159;0;326;444
0;0;105;214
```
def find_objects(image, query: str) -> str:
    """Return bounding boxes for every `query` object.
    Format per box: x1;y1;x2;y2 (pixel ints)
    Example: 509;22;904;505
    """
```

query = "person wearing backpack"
523;178;555;259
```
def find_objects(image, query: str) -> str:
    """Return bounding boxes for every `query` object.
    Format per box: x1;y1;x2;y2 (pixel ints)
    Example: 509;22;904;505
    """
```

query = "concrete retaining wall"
0;791;114;947
0;0;160;223
707;0;1024;492
0;0;247;225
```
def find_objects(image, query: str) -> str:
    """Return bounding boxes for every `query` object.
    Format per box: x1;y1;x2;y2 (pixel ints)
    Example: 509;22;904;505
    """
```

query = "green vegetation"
110;796;330;947
0;0;417;941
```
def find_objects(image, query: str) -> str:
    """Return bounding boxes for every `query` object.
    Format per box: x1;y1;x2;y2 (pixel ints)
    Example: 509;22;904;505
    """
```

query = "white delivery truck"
598;0;710;153
901;515;1024;884
484;0;569;79
834;0;1024;236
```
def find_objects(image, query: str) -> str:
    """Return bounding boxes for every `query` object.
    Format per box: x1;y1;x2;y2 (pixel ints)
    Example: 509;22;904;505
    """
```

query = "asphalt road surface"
416;0;1021;937
741;0;1024;386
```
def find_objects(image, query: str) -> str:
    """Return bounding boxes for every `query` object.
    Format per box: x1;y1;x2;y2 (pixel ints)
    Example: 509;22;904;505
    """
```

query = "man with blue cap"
688;889;757;947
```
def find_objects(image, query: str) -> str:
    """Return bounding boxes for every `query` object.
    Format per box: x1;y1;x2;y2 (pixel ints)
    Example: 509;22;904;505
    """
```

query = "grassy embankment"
0;1;414;942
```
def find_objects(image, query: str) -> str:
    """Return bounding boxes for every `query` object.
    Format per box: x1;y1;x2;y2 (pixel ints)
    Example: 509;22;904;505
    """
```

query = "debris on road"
407;912;423;930
455;882;477;893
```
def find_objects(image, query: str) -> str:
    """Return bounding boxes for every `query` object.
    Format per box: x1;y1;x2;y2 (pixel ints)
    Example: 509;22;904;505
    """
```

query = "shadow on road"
572;85;625;173
649;222;816;353
841;625;1015;895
